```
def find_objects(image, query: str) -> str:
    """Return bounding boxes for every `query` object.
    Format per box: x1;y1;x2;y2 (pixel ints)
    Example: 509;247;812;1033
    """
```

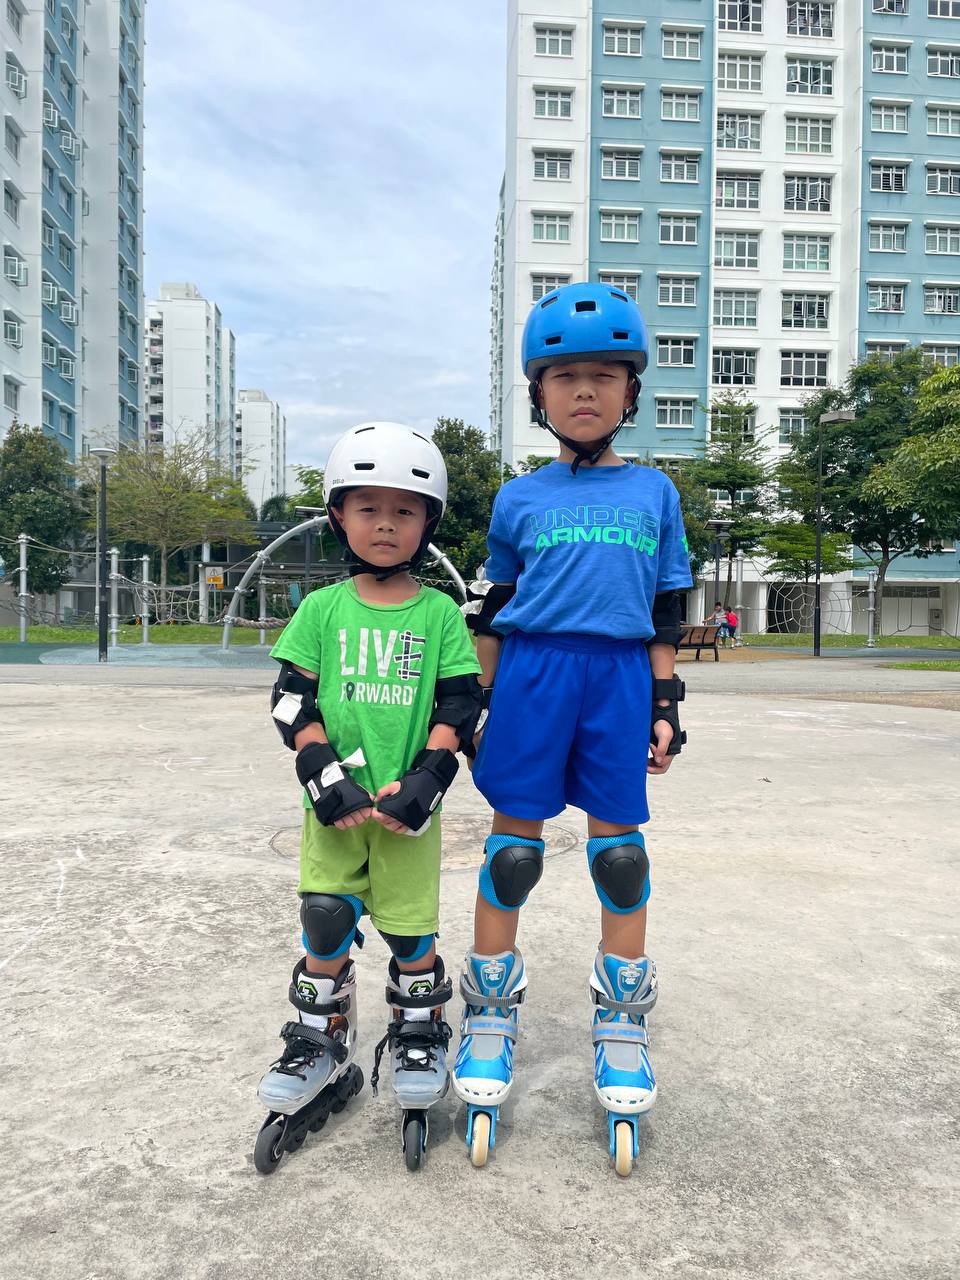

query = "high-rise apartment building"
144;282;236;466
494;0;960;471
0;0;145;459
235;388;286;513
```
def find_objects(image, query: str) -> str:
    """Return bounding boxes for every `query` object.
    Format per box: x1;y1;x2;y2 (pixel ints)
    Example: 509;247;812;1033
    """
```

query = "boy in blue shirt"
452;283;693;1176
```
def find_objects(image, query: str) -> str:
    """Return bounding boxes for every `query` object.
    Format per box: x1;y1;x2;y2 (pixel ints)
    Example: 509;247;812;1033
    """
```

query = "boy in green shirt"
253;422;482;1174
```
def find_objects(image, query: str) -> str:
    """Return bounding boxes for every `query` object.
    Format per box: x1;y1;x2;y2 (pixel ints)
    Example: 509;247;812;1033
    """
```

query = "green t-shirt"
270;578;480;802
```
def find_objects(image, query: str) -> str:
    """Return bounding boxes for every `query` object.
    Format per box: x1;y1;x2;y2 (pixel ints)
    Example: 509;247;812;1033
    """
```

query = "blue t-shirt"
485;461;693;641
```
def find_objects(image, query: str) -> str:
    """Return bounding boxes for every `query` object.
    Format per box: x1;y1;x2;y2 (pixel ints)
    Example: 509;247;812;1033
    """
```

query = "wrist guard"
651;676;686;757
295;742;371;826
376;747;459;834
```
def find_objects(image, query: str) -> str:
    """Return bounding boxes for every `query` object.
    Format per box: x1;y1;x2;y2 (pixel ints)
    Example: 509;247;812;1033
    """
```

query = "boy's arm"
648;643;680;773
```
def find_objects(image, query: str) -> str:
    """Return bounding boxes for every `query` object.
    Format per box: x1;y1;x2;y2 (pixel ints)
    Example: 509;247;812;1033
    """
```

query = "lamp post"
706;517;733;615
295;505;325;594
89;446;116;662
814;411;855;657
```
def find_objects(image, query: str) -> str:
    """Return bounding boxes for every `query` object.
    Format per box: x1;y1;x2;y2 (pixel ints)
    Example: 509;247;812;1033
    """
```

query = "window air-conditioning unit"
42;342;57;366
42;281;59;305
3;255;21;281
43;102;59;129
60;300;77;324
6;67;26;97
4;320;23;348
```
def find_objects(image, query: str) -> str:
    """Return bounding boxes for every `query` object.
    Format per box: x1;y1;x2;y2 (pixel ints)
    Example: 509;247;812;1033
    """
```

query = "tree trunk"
160;544;169;623
725;549;734;605
873;555;891;638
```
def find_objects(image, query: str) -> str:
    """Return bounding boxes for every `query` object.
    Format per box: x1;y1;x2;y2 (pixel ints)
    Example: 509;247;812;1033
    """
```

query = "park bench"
678;623;721;661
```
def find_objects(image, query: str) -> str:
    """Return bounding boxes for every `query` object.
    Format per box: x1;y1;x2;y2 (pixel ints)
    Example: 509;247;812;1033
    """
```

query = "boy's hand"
647;718;675;774
334;802;375;830
370;782;411;834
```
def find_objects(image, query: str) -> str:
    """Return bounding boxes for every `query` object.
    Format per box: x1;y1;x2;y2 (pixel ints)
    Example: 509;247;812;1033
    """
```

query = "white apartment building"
236;387;286;513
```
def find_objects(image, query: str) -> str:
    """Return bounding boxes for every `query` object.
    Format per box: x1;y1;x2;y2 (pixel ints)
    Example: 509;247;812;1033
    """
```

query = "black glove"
651;676;686;757
295;742;371;826
376;747;459;833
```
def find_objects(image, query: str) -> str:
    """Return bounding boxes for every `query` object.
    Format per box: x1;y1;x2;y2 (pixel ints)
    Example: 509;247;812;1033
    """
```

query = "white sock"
398;968;436;1023
296;970;336;1031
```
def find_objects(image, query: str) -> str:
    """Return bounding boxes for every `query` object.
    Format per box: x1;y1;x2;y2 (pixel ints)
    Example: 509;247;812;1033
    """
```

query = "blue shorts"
472;631;652;826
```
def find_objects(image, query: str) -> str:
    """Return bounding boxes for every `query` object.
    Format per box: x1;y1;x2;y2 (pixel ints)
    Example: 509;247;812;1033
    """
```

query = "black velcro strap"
287;984;348;1017
295;741;339;785
385;976;453;1010
464;581;517;638
279;1021;348;1064
652;676;685;703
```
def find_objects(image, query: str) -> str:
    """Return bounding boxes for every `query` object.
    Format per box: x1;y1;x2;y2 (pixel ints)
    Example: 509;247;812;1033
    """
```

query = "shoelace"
370;1016;452;1095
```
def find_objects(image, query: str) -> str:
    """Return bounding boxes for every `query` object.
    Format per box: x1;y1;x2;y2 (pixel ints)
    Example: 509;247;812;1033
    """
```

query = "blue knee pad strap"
478;833;545;911
380;931;435;963
301;892;365;959
586;831;650;915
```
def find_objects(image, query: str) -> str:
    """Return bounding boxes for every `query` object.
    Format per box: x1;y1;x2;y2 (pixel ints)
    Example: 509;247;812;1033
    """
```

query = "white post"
735;549;744;643
17;532;28;643
199;539;211;624
141;555;150;645
866;570;878;649
258;578;267;647
109;548;120;648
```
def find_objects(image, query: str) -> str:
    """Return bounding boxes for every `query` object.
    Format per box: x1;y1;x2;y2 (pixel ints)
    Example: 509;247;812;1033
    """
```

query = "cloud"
143;2;505;480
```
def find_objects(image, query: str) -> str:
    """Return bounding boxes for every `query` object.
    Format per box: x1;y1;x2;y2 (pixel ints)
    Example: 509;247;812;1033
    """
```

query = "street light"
89;446;116;663
814;411;855;657
706;517;734;612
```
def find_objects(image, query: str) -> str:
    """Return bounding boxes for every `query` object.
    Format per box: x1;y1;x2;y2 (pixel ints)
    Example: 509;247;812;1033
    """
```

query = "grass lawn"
740;632;960;651
883;660;960;671
0;623;285;646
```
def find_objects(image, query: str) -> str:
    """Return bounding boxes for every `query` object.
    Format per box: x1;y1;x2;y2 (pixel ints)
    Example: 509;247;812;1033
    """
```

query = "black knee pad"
379;931;435;963
479;834;546;911
587;833;650;914
299;892;363;959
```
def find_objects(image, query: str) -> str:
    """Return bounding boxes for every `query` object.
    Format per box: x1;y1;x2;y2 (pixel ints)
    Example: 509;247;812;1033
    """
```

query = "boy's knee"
300;893;364;958
478;834;545;911
587;832;650;913
379;931;435;963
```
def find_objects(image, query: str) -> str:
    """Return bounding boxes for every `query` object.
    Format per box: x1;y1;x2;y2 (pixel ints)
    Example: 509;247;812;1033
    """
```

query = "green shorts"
299;812;442;937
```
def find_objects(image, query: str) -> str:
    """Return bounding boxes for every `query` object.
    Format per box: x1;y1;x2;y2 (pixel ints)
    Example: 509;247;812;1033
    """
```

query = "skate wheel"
613;1121;634;1178
470;1110;491;1168
253;1118;286;1175
308;1113;328;1134
287;1126;307;1151
403;1114;426;1172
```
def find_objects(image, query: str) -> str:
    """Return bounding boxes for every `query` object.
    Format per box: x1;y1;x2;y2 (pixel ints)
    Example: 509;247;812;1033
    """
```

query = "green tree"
290;466;325;510
0;423;82;603
760;519;853;581
260;494;295;522
432;417;504;576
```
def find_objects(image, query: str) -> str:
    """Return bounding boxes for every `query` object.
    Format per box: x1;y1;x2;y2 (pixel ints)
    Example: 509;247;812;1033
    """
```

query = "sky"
143;2;506;478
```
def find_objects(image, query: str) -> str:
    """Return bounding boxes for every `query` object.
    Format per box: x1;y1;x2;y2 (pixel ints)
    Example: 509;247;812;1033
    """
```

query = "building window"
662;29;701;59
42;158;55;191
603;24;643;56
535;26;573;57
868;283;906;311
786;115;833;153
718;0;763;32
870;162;908;192
924;343;960;364
60;14;75;49
600;210;640;241
58;181;73;216
59;406;72;434
59;69;74;106
3;375;20;412
3;183;20;224
44;42;56;74
534;88;572;119
928;0;960;14
661;90;700;121
658;337;696;366
41;397;55;429
714;230;760;269
6;1;22;37
533;150;572;180
787;58;833;94
717;54;762;92
603;87;642;118
716;173;760;209
532;211;571;242
928;48;960;76
659;213;699;244
872;102;909;131
782;292;830;327
717;111;761;150
58;237;73;270
661;152;700;182
713;289;759;326
874;0;907;10
926;224;960;253
602;150;641;180
928;106;960;135
713;349;757;385
924;284;960;312
784;174;832;211
657;398;696;426
783;233;831;270
4;119;21;161
598;272;640;300
781;351;828;386
872;43;909;72
928;164;960;193
779;410;808;443
659;275;697;305
788;2;834;35
42;219;56;250
869;221;908;251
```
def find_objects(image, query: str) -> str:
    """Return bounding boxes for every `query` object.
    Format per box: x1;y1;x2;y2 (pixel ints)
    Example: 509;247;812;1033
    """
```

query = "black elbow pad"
649;590;683;651
270;661;324;750
430;674;484;754
463;581;517;639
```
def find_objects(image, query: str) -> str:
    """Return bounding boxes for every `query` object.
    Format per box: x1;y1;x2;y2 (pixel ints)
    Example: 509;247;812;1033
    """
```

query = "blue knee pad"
586;831;650;914
300;892;365;959
379;931;436;963
478;833;545;911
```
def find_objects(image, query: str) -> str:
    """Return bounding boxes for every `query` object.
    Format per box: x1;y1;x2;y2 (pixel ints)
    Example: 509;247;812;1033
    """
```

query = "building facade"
494;0;960;474
235;388;286;514
144;282;237;467
1;0;144;459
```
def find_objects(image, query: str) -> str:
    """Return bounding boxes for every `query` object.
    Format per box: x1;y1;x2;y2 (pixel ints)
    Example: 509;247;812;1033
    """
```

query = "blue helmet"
521;281;649;381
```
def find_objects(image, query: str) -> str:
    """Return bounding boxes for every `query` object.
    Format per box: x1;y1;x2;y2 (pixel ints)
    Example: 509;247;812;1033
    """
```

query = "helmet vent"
575;300;597;312
609;291;629;302
353;462;375;470
411;467;430;479
545;334;562;346
612;331;629;340
354;427;375;434
540;295;558;308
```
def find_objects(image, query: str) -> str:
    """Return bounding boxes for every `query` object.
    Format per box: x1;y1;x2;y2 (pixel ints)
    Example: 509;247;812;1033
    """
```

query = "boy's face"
333;486;429;569
538;361;634;440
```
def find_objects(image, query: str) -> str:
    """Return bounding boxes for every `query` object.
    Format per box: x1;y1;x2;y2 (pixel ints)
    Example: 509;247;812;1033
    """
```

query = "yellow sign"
205;568;224;588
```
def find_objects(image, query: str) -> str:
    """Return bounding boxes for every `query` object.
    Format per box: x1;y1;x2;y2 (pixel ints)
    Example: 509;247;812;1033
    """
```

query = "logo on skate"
408;979;433;998
480;960;506;987
619;962;644;991
297;979;319;1002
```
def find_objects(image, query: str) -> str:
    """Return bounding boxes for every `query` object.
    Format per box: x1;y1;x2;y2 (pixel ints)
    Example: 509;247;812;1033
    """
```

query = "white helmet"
324;422;447;519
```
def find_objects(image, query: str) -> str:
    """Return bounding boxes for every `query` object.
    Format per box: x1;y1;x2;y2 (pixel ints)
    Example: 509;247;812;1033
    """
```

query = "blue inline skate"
590;949;658;1177
452;948;526;1167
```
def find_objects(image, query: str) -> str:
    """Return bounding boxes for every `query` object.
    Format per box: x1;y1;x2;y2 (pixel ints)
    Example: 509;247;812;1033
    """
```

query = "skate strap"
459;976;525;1011
386;976;453;1010
592;1023;649;1047
288;984;349;1017
463;1015;518;1042
280;1020;348;1065
592;989;657;1017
